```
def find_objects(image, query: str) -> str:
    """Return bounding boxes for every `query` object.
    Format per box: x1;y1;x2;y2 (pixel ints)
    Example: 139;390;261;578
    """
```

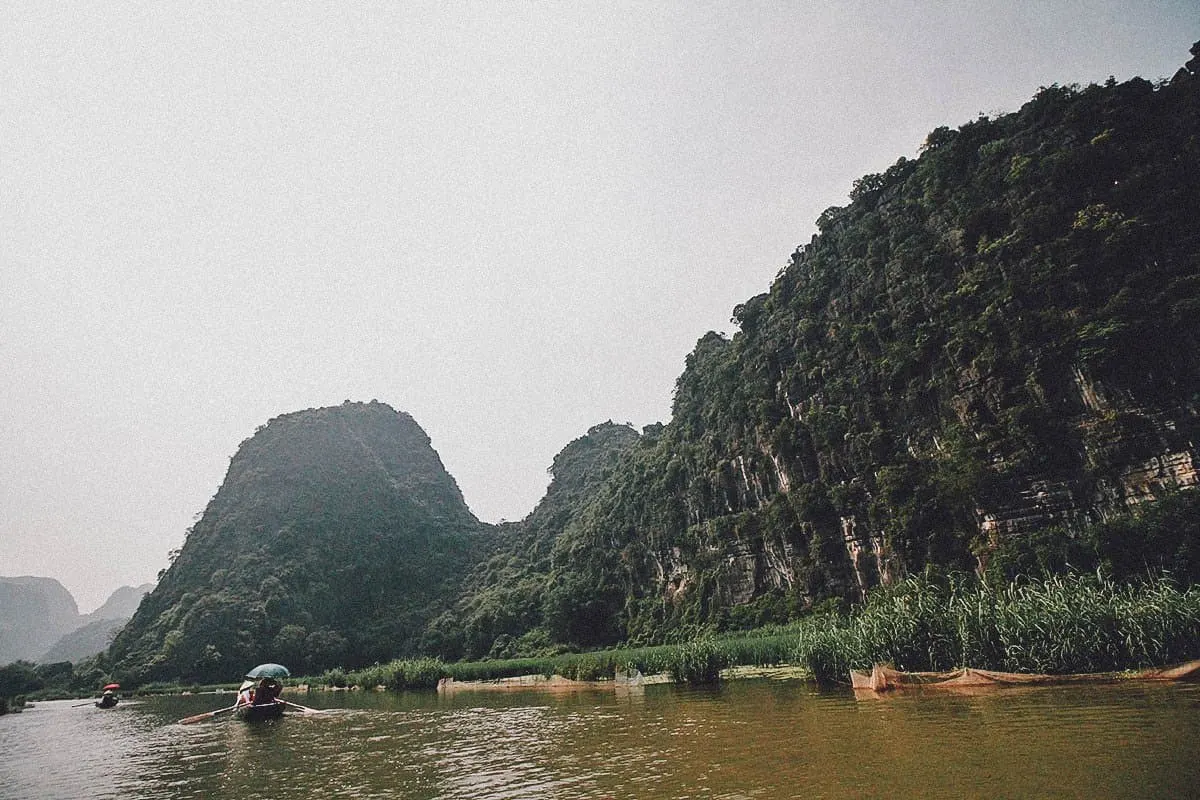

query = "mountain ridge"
439;44;1200;652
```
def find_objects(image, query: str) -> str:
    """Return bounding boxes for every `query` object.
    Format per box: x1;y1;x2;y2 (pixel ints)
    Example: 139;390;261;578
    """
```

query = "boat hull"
237;702;285;722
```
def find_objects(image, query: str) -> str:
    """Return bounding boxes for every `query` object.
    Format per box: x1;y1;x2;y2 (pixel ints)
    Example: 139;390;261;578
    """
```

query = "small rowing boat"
850;658;1200;692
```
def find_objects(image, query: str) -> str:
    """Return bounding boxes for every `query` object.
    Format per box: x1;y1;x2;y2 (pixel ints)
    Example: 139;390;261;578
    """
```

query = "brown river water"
3;678;1199;799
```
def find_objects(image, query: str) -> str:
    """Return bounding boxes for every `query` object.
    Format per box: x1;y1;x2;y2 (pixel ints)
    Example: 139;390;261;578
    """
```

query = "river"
2;678;1198;799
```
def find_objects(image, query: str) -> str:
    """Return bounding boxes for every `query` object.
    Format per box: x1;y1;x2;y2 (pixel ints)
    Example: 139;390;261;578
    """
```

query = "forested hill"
437;44;1200;656
106;402;491;683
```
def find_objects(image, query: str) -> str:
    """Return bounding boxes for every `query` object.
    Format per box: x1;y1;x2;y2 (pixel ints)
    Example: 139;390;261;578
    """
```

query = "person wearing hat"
252;677;280;706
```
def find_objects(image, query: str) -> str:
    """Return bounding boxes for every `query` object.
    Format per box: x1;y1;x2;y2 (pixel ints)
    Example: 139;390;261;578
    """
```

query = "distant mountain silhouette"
0;578;153;664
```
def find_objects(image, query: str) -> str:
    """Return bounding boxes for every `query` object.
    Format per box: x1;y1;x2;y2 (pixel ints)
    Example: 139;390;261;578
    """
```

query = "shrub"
666;637;726;685
390;658;448;690
322;667;348;688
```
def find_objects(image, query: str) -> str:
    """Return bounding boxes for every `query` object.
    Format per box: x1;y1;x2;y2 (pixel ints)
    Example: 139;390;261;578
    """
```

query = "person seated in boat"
252;678;280;706
236;681;254;708
96;689;118;708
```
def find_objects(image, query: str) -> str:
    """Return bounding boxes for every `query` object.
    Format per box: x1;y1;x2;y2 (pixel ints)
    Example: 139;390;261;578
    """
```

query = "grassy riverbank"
314;572;1200;689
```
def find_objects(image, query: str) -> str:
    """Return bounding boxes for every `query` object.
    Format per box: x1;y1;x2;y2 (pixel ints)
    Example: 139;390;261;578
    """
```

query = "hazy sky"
2;2;1195;613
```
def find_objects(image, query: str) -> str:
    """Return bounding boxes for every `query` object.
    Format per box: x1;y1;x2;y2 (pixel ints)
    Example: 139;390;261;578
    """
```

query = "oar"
72;701;95;708
178;703;241;725
281;699;323;714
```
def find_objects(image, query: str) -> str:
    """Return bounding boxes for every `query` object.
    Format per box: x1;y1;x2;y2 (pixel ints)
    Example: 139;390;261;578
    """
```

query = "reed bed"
788;571;1200;680
322;572;1200;689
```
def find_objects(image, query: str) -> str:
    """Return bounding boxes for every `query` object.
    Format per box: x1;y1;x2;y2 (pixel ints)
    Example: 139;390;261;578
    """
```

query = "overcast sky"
2;2;1195;613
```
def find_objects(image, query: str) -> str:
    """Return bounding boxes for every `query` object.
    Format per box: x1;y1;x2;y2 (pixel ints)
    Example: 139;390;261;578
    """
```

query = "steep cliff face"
107;401;491;683
529;48;1200;646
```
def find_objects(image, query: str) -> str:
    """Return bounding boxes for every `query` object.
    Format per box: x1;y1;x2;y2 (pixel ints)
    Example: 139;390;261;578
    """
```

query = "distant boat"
95;684;120;708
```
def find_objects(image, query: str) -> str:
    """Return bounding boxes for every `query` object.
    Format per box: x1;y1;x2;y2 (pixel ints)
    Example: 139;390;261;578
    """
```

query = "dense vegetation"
0;659;100;713
424;421;644;660
324;570;1200;690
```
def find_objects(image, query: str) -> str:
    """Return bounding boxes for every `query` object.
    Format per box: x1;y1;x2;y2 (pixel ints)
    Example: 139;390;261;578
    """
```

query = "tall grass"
787;571;1200;677
337;657;450;690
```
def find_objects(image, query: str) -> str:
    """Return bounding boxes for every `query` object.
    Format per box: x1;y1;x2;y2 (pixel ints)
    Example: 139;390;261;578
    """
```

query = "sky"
2;1;1196;614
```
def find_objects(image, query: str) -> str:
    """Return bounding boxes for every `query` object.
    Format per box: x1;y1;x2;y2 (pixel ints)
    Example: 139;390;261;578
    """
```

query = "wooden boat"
95;694;118;709
850;658;1200;692
237;700;285;721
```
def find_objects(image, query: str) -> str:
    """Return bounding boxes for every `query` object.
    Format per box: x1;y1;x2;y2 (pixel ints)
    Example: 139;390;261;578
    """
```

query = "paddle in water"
280;699;322;714
178;703;241;725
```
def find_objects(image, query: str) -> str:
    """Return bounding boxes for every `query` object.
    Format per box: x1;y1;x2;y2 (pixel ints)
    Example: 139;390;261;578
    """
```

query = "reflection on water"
3;679;1198;799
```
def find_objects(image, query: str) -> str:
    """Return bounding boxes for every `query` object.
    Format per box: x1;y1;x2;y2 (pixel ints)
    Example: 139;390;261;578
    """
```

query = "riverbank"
16;571;1192;701
318;572;1200;691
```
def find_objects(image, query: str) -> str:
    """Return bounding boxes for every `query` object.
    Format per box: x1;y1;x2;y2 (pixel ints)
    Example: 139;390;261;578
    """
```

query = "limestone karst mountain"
433;44;1200;654
0;577;80;664
37;583;155;664
106;401;490;683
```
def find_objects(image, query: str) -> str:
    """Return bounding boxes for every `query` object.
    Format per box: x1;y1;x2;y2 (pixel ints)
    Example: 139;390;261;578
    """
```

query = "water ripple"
4;683;1199;799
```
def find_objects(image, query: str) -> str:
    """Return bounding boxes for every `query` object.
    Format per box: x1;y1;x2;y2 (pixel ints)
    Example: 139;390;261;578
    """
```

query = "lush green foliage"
791;571;1200;679
337;657;450;690
312;571;1200;690
0;657;123;708
0;661;42;699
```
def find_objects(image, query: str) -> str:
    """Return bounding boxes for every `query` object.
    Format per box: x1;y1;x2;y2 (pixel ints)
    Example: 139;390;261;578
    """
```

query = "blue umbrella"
245;663;290;679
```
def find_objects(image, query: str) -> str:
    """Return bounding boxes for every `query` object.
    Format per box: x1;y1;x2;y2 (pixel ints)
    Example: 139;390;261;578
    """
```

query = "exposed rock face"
978;370;1198;548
